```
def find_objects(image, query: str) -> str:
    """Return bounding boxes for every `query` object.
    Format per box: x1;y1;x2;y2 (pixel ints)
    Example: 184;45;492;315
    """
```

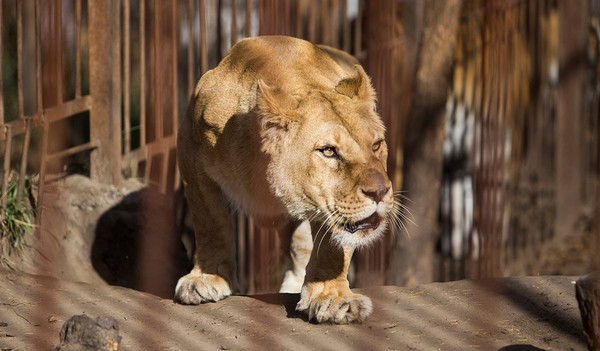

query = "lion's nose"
361;168;390;203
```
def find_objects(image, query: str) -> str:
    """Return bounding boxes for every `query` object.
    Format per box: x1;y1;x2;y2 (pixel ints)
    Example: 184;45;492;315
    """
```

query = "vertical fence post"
556;0;587;238
88;0;122;185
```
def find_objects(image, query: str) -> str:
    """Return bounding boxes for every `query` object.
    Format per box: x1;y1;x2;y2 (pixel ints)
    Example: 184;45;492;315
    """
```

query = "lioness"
175;36;395;324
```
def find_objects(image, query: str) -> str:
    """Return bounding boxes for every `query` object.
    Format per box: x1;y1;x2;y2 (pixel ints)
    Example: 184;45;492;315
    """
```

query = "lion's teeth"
344;223;359;233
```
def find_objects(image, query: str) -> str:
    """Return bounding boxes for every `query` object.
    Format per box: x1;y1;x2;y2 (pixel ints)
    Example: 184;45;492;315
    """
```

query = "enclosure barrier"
0;0;598;297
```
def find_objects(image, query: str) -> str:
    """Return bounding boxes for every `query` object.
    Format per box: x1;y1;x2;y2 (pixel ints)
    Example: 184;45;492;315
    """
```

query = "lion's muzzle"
359;167;391;203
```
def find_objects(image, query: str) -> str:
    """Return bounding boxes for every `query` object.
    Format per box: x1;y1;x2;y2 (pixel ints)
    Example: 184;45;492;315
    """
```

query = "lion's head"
256;65;395;248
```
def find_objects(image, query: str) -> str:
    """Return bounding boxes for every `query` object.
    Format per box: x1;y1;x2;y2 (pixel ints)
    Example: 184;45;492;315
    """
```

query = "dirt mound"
13;175;190;299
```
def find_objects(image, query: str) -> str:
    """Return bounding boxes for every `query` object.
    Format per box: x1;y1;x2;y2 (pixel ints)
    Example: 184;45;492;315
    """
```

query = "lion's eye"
372;140;383;152
319;146;339;159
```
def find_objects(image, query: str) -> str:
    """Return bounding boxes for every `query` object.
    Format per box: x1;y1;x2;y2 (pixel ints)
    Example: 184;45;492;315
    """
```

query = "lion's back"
187;36;352;145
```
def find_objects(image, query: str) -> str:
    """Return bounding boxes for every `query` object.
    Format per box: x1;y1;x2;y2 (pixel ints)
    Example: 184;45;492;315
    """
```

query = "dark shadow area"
498;345;547;351
249;293;306;320
480;278;587;347
91;188;192;299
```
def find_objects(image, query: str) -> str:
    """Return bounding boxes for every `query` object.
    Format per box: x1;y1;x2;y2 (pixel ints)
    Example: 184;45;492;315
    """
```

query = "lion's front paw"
279;270;305;293
174;271;231;304
296;283;373;324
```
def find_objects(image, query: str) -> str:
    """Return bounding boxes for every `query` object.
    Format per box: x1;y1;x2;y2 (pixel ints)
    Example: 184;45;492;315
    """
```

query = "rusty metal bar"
173;154;180;192
0;0;4;126
169;0;178;193
144;147;151;184
44;96;91;123
75;0;82;97
237;214;247;291
0;116;41;142
17;118;32;198
47;141;96;162
231;0;238;46
140;0;147;147
342;0;350;52
200;0;208;74
245;0;252;37
216;0;223;58
295;0;303;37
1;126;12;207
284;0;291;35
57;0;64;104
247;216;256;293
331;0;340;48
187;0;195;97
36;118;49;226
354;0;363;55
35;0;42;114
160;148;169;194
258;0;266;35
153;0;161;142
172;0;178;137
17;0;24;118
124;0;131;155
123;134;177;166
321;1;329;44
40;0;61;109
308;1;317;42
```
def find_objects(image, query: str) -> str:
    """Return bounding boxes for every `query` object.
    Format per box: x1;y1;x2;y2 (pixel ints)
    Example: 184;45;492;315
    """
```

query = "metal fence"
438;0;600;281
0;0;379;294
0;0;598;294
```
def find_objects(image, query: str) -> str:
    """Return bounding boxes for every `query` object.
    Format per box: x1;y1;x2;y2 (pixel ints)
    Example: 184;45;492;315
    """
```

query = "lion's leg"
174;172;236;304
296;226;372;324
280;220;313;293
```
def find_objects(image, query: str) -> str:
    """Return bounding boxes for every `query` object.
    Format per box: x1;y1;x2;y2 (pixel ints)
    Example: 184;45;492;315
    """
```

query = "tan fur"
175;36;394;324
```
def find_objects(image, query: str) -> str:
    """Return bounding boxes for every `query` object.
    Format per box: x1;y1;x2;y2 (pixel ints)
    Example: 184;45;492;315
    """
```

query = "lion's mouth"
343;213;382;233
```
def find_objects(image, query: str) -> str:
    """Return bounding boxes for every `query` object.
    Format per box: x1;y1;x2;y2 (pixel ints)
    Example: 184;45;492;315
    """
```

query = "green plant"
0;174;35;259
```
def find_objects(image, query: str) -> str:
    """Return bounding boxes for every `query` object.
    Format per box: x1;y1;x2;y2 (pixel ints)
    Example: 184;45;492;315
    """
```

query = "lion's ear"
335;64;374;100
256;80;298;118
256;80;299;153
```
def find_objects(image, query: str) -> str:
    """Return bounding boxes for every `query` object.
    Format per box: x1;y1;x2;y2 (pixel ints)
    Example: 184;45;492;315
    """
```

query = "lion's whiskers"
315;211;340;257
313;209;339;241
321;213;346;255
313;210;334;241
384;193;416;239
387;208;410;239
306;209;324;224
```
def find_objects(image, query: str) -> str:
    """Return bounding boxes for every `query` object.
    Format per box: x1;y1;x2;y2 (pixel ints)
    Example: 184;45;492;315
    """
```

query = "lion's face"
258;66;394;247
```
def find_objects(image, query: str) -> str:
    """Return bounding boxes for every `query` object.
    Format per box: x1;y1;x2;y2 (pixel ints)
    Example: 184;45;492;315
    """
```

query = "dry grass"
0;173;34;268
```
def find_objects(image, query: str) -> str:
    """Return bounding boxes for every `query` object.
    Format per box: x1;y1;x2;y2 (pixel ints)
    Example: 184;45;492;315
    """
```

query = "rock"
575;272;600;351
53;315;121;351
